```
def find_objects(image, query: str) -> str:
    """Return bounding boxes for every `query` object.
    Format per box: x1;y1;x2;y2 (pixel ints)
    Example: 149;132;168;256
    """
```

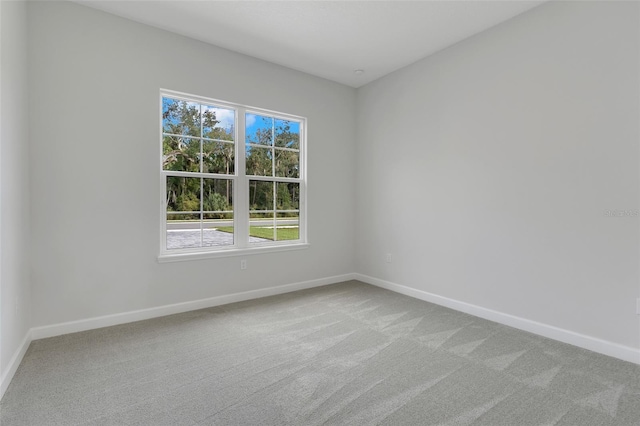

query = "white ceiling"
77;0;545;88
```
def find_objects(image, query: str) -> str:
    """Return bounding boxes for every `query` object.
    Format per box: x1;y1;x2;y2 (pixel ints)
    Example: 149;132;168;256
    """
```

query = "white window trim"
158;89;308;262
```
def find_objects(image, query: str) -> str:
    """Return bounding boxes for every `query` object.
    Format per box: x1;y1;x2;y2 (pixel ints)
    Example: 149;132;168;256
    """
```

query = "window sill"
157;242;310;263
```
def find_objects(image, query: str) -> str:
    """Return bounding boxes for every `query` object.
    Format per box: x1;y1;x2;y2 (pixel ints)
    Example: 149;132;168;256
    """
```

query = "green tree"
163;98;234;216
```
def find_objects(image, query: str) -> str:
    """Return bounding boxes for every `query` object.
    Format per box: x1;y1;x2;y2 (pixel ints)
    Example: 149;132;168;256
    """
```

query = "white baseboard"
354;273;640;365
31;273;356;340
0;330;32;400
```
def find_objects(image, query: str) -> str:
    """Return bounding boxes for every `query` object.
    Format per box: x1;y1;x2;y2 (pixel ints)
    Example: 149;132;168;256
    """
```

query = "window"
160;90;306;260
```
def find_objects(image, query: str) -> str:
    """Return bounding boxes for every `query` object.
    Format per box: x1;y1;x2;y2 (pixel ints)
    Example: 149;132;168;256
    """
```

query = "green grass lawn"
217;226;299;241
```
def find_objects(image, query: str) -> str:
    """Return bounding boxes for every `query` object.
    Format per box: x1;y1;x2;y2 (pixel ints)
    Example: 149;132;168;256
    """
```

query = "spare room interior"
1;1;639;424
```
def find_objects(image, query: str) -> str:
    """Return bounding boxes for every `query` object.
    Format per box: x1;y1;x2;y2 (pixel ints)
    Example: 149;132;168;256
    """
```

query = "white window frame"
158;89;308;262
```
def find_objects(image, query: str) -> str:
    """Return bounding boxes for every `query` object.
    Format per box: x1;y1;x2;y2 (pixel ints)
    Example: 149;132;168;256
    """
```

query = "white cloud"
246;114;256;128
203;105;235;131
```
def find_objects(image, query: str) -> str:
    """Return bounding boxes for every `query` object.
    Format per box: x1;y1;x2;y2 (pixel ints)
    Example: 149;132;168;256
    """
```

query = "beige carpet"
1;280;639;425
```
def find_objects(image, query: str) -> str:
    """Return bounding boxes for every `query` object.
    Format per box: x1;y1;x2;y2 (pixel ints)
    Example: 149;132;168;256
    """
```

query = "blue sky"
162;97;235;136
163;97;299;143
246;113;300;145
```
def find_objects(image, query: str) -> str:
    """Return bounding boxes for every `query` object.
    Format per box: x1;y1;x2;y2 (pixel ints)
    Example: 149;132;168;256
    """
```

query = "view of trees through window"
161;94;303;252
246;114;301;243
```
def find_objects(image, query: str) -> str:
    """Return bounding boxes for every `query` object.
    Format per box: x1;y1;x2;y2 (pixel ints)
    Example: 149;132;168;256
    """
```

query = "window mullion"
200;104;204;248
160;166;167;252
271;119;276;178
235;108;249;248
271;120;277;241
299;120;306;244
272;183;277;241
162;170;235;179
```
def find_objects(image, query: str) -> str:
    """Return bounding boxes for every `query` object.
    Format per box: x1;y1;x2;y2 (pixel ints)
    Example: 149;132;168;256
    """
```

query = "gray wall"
27;1;357;327
356;1;640;349
0;0;31;380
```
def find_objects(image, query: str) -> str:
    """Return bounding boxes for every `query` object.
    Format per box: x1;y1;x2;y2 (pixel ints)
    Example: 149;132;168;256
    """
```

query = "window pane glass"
202;178;233;212
203;105;234;141
249;180;274;211
274;149;299;178
276;212;299;241
249;211;274;243
246;146;273;176
203;141;234;174
203;213;233;247
162;98;200;137
166;213;202;250
163;136;200;172
276;182;299;211
203;178;233;247
166;230;203;250
274;119;300;149
166;177;201;213
246;113;273;146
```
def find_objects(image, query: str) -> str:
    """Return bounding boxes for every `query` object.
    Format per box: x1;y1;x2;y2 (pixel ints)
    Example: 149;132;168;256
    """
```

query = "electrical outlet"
240;259;247;270
385;253;392;263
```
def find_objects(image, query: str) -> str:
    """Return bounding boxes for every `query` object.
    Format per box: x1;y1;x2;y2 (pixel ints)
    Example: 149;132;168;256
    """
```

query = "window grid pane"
246;112;301;179
276;212;299;241
165;174;233;250
162;97;235;175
